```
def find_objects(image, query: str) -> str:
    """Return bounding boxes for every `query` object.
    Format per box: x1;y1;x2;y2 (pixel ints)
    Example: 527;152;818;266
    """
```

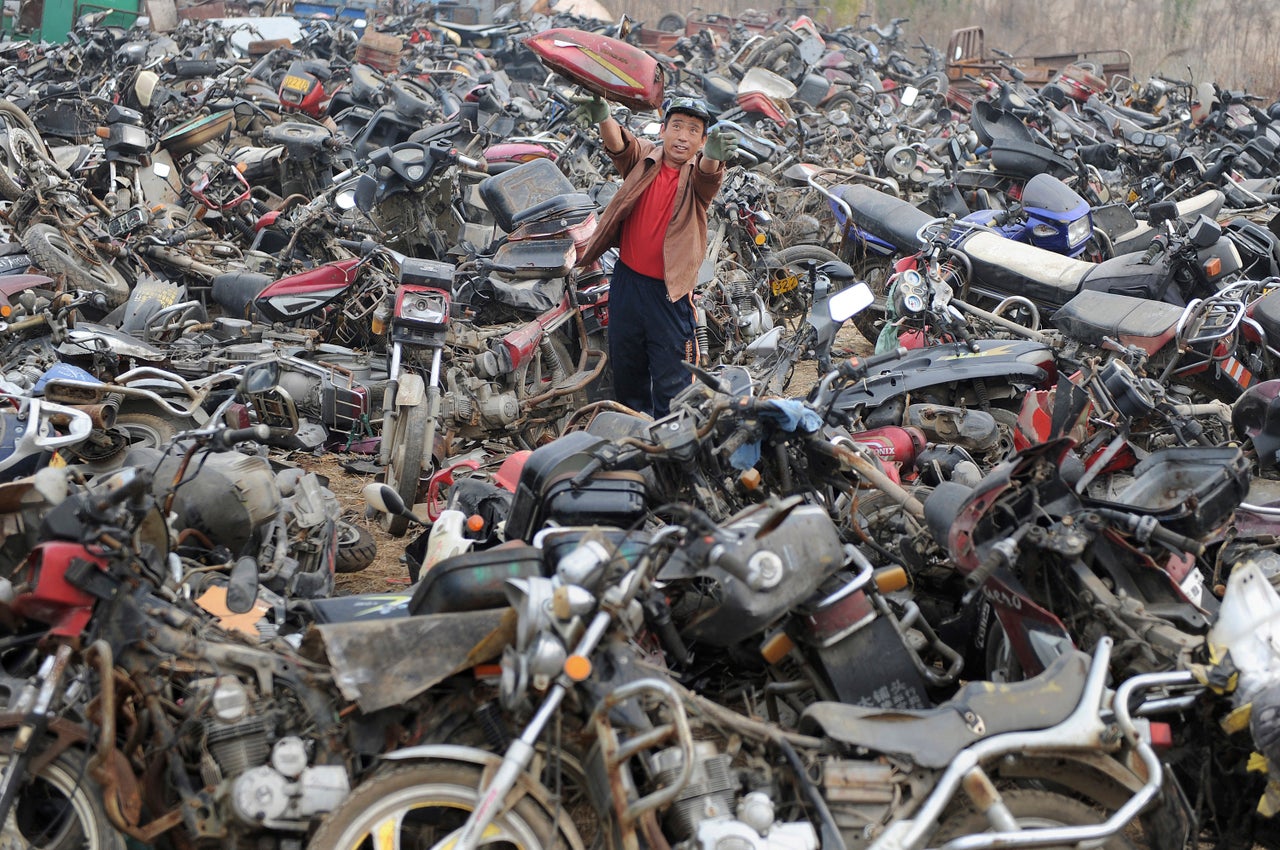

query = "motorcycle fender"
382;744;587;850
397;372;426;407
313;609;512;713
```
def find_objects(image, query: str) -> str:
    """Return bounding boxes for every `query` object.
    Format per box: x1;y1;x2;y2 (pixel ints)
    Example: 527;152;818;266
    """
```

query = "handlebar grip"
718;425;757;459
1145;524;1206;557
838;346;908;378
455;153;487;172
964;547;1005;589
212;424;271;450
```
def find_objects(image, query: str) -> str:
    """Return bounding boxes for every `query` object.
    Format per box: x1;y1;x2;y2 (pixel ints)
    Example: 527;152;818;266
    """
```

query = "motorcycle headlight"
1067;216;1092;247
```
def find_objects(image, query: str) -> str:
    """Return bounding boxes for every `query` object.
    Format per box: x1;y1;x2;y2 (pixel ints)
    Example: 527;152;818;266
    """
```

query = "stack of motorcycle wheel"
6;8;1280;850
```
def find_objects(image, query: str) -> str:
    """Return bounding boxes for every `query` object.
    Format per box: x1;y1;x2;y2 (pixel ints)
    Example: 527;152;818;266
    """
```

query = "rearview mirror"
239;360;280;395
829;282;874;322
900;86;919;108
225;555;260;614
363;482;424;525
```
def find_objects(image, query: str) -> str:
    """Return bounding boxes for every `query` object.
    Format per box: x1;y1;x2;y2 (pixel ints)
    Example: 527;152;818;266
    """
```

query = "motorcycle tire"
764;244;842;332
849;254;894;345
0;101;49;202
382;399;430;538
655;12;685;31
934;788;1137;849
306;762;570;850
334;520;376;573
113;411;180;449
0;737;126;850
21;222;131;308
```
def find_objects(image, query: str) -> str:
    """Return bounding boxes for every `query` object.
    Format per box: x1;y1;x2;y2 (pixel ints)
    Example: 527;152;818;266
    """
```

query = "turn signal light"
760;631;794;664
235;161;249;173
466;514;485;533
95;126;110;139
0;304;10;318
564;655;592;681
874;566;909;594
739;468;761;490
754;233;767;246
1204;257;1222;277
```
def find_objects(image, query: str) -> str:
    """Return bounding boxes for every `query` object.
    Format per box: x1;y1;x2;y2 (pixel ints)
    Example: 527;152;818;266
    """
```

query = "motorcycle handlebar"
1092;508;1206;556
836;346;907;379
211;424;272;450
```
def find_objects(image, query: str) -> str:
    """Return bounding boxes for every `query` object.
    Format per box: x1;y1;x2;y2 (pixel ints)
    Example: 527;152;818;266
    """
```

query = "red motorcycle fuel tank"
255;259;361;323
524;28;664;111
11;542;108;638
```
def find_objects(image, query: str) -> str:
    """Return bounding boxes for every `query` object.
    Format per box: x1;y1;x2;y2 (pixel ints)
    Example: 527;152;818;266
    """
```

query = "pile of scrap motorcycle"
11;6;1280;850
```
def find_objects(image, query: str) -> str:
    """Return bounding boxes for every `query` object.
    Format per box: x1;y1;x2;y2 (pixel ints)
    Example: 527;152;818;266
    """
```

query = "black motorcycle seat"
1084;96;1167;130
511;192;596;227
839;183;934;251
799;648;1090;768
1252;290;1280;345
987;138;1075;180
962;231;1094;304
1051;290;1183;350
300;592;411;623
211;270;271;319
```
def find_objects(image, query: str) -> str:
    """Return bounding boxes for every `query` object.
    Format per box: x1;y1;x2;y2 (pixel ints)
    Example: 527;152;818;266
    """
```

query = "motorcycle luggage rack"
1174;295;1245;347
249;386;300;431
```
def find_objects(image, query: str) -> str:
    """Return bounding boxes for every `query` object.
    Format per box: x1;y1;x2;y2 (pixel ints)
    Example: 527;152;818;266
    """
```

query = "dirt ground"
302;323;875;595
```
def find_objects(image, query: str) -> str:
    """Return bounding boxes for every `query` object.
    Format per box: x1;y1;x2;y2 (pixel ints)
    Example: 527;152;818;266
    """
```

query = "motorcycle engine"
443;368;520;433
190;676;350;831
649;742;818;850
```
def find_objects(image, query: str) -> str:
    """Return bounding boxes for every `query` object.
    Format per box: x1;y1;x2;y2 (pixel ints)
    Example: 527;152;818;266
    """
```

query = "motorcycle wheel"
513;334;577;450
306;762;569;850
0;739;125;850
113;411;180;449
0;102;49;202
335;520;377;573
850;254;894;344
934;788;1137;849
21;223;131;308
765;244;842;331
382;399;430;537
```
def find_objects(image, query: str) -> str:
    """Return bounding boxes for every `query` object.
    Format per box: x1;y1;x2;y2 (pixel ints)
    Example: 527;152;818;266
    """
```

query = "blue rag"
728;399;823;470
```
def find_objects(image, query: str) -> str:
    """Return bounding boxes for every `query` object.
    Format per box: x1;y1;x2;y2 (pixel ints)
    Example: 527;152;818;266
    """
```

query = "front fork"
379;341;443;467
0;644;73;828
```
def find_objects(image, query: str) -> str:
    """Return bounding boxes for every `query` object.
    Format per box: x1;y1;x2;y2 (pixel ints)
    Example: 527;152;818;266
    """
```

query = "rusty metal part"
812;438;927;520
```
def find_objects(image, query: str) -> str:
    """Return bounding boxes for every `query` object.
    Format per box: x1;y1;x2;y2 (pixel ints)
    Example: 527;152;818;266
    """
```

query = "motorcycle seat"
1251;290;1280;346
1050;290;1183;355
511;193;596;227
838;183;934;251
962;232;1094;305
1106;189;1227;256
50;144;93;173
798;648;1090;768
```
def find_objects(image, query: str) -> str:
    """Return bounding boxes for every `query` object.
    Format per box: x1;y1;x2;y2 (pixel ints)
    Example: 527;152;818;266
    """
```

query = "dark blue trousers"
608;260;696;418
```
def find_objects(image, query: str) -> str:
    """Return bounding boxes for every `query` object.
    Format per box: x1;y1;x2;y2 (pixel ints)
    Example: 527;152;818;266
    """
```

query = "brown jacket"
576;126;724;302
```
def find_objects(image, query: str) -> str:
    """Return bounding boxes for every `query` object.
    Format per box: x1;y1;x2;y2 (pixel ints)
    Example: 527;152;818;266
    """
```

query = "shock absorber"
538;335;569;384
695;304;710;366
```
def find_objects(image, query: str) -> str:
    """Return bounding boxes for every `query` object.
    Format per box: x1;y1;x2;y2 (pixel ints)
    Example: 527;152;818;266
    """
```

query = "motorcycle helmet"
1232;379;1280;471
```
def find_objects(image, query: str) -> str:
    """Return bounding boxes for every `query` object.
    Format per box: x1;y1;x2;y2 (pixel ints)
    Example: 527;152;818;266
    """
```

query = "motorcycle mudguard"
523;28;664;111
313;609;512;712
396;372;426;407
831;339;1055;415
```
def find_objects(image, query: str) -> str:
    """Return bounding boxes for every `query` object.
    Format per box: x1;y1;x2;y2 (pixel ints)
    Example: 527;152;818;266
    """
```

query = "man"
574;94;738;418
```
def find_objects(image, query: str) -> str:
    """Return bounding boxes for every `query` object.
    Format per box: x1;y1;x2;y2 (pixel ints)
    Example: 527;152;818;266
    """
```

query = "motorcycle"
306;525;1193;850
